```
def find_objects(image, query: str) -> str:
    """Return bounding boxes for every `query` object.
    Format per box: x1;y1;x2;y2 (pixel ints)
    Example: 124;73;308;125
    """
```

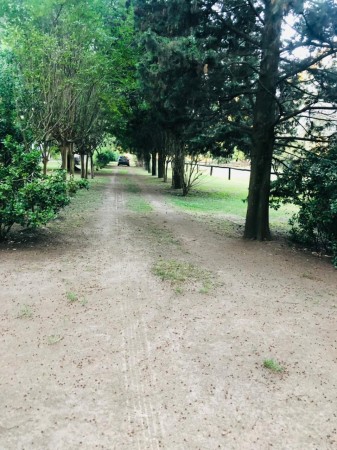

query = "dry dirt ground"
0;166;336;450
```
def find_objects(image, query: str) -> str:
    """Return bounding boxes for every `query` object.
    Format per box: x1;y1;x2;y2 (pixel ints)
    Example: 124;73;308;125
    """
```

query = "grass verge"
138;167;297;233
152;259;214;294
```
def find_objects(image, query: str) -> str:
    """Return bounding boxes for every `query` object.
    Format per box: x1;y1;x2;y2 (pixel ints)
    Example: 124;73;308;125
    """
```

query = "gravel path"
0;167;336;449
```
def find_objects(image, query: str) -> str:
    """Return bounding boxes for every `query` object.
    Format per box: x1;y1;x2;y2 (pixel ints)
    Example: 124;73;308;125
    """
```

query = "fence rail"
185;162;278;180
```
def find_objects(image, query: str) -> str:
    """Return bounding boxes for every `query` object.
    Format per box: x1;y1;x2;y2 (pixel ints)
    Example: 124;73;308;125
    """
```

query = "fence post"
210;166;213;176
228;167;231;180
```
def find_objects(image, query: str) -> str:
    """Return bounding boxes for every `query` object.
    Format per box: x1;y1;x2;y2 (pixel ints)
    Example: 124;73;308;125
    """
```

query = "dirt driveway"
0;167;336;450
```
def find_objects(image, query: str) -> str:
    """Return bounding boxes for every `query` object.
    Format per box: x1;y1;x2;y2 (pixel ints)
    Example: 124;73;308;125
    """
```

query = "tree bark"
42;157;48;176
80;153;85;178
164;159;169;183
68;146;75;177
244;0;283;240
172;141;185;190
85;154;89;179
151;150;157;176
90;154;95;179
144;153;151;173
158;149;165;178
61;143;69;172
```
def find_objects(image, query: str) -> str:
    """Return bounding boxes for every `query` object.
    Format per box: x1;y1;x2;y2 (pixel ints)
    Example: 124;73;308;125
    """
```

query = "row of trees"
122;0;337;246
0;0;136;177
0;0;136;238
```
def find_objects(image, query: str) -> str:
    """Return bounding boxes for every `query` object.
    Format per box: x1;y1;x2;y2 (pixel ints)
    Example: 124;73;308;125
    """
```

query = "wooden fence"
185;162;278;180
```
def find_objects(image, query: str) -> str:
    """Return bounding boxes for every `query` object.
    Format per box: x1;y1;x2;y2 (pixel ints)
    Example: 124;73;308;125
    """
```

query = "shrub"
67;177;89;195
0;137;74;240
95;150;118;169
271;145;337;266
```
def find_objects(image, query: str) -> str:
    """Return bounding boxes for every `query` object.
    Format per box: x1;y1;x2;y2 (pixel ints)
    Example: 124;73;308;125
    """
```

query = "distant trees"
134;0;214;191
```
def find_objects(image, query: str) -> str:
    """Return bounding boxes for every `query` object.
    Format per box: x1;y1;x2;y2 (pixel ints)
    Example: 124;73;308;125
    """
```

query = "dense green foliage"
0;139;70;239
0;0;137;176
0;52;18;141
271;147;337;266
95;150;119;169
0;0;135;238
132;0;337;242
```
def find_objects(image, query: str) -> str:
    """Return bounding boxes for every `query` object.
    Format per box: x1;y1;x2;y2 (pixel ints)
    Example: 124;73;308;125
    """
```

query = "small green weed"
263;358;285;373
16;304;33;319
47;334;64;345
66;291;78;302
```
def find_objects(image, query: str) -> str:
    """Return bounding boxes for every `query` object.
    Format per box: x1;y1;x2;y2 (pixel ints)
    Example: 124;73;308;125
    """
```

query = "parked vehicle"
117;155;130;166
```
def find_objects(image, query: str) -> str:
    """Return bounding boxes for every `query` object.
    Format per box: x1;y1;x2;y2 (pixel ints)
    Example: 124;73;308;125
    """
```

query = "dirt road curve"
1;167;336;450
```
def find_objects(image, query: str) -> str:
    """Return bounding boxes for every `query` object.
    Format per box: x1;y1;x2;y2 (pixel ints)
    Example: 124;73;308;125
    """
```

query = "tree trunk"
164;159;169;183
80;154;85;178
85;154;89;179
61;143;69;172
90;154;95;179
144;153;151;173
151;150;157;176
69;149;75;177
158;149;165;178
172;141;185;190
42;157;48;176
244;0;283;240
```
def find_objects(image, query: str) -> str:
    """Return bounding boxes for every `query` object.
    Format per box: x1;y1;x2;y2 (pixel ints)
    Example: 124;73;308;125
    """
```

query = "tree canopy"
1;0;137;174
132;0;337;239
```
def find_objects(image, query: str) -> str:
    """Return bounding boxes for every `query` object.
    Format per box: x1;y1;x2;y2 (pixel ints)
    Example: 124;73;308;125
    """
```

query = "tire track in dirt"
113;170;164;449
120;307;163;450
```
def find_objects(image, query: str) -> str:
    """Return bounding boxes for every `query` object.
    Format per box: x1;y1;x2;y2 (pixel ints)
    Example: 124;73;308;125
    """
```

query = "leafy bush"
271;146;337;266
0;138;77;240
67;177;89;195
95;150;118;169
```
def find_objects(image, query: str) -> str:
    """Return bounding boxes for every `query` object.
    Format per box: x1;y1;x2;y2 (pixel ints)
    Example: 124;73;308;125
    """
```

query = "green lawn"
47;161;296;233
45;159;62;170
141;167;297;233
